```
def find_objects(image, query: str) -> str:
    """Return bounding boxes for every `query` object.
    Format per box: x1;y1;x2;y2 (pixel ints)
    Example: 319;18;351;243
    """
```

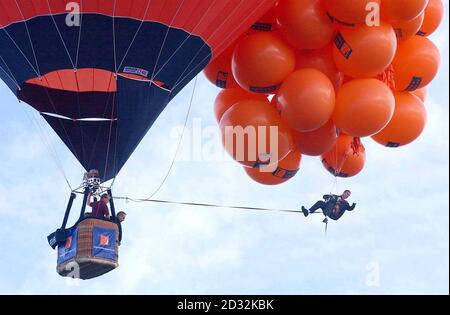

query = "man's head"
100;193;111;204
342;190;351;200
117;211;127;222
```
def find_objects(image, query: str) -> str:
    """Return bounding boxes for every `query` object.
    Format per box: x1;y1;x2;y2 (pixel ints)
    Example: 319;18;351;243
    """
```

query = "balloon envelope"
0;0;277;181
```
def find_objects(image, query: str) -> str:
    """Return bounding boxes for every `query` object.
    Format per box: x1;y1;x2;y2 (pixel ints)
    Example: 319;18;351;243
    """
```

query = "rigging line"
75;0;84;68
0;55;70;185
172;0;268;90
73;70;88;172
16;95;73;191
112;0;118;72
0;27;39;77
114;196;324;215
142;75;198;201
150;0;223;82
85;73;117;171
0;58;21;90
13;0;42;76
103;90;117;182
148;0;187;85
108;79;121;190
45;0;76;69
7;2;79;173
0;59;73;191
116;0;153;72
38;77;80;164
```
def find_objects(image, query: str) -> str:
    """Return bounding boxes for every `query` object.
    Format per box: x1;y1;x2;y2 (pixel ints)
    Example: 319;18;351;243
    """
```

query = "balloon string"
376;64;396;91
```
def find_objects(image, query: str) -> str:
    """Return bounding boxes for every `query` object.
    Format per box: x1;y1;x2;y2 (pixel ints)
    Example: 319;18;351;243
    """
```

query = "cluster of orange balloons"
204;0;443;186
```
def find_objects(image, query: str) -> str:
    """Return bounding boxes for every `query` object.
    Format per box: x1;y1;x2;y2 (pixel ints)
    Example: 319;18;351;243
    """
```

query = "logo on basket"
100;234;110;246
64;236;72;249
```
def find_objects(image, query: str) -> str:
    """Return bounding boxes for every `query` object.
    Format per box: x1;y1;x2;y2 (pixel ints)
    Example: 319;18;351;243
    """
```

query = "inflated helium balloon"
213;88;267;123
232;32;296;94
418;0;444;36
382;0;429;21
392;35;440;91
277;0;335;50
332;23;397;78
277;69;336;132
325;0;381;26
390;13;425;41
292;120;338;156
334;79;395;137
220;99;294;168
296;46;344;90
322;135;366;178
372;92;427;147
244;149;302;185
204;45;239;89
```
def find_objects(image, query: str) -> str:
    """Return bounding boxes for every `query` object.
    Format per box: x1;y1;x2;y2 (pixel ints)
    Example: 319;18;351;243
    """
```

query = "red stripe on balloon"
0;0;276;58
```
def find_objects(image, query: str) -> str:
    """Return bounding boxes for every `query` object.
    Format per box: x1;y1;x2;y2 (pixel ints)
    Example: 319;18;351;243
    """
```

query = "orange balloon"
322;135;366;178
244;149;302;185
204;45;239;89
277;69;336;132
232;33;296;94
249;7;278;33
418;0;444;36
277;0;335;50
382;0;428;21
334;79;395;137
292;120;338;156
213;88;267;123
325;0;381;25
392;35;440;91
372;92;427;147
390;12;425;41
332;23;397;78
220;99;294;168
412;87;428;102
296;46;344;90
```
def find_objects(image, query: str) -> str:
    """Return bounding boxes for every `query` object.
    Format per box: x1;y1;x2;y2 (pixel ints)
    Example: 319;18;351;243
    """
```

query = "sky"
0;3;448;295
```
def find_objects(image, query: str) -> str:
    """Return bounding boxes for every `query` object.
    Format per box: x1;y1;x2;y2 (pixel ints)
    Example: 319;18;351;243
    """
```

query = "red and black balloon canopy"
0;0;276;181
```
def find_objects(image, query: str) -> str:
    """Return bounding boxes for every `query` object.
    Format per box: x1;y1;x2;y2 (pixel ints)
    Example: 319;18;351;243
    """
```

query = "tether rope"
113;196;324;216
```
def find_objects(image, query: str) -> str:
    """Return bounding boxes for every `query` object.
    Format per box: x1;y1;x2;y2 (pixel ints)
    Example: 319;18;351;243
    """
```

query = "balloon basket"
56;218;119;280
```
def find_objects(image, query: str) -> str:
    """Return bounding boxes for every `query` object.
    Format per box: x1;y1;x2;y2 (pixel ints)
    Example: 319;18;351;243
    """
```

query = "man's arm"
347;203;357;211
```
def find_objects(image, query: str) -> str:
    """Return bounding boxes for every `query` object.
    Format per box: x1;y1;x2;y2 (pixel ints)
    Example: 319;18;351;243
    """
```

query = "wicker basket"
56;218;119;280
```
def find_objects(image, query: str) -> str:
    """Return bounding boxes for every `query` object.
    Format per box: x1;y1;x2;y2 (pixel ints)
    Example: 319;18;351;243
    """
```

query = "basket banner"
92;227;117;260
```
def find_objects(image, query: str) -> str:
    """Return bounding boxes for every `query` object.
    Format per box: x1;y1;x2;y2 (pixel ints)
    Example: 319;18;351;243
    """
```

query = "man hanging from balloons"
204;0;443;221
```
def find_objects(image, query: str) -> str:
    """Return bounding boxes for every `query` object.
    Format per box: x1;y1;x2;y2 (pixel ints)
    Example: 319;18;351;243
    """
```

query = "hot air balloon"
0;0;277;280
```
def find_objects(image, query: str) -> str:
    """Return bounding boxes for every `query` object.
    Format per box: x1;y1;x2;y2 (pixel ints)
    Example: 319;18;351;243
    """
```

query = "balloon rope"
113;196;324;216
0;53;73;191
138;75;198;200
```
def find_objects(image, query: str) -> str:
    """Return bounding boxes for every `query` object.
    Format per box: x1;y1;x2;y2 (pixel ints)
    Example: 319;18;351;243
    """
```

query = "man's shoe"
301;206;309;217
